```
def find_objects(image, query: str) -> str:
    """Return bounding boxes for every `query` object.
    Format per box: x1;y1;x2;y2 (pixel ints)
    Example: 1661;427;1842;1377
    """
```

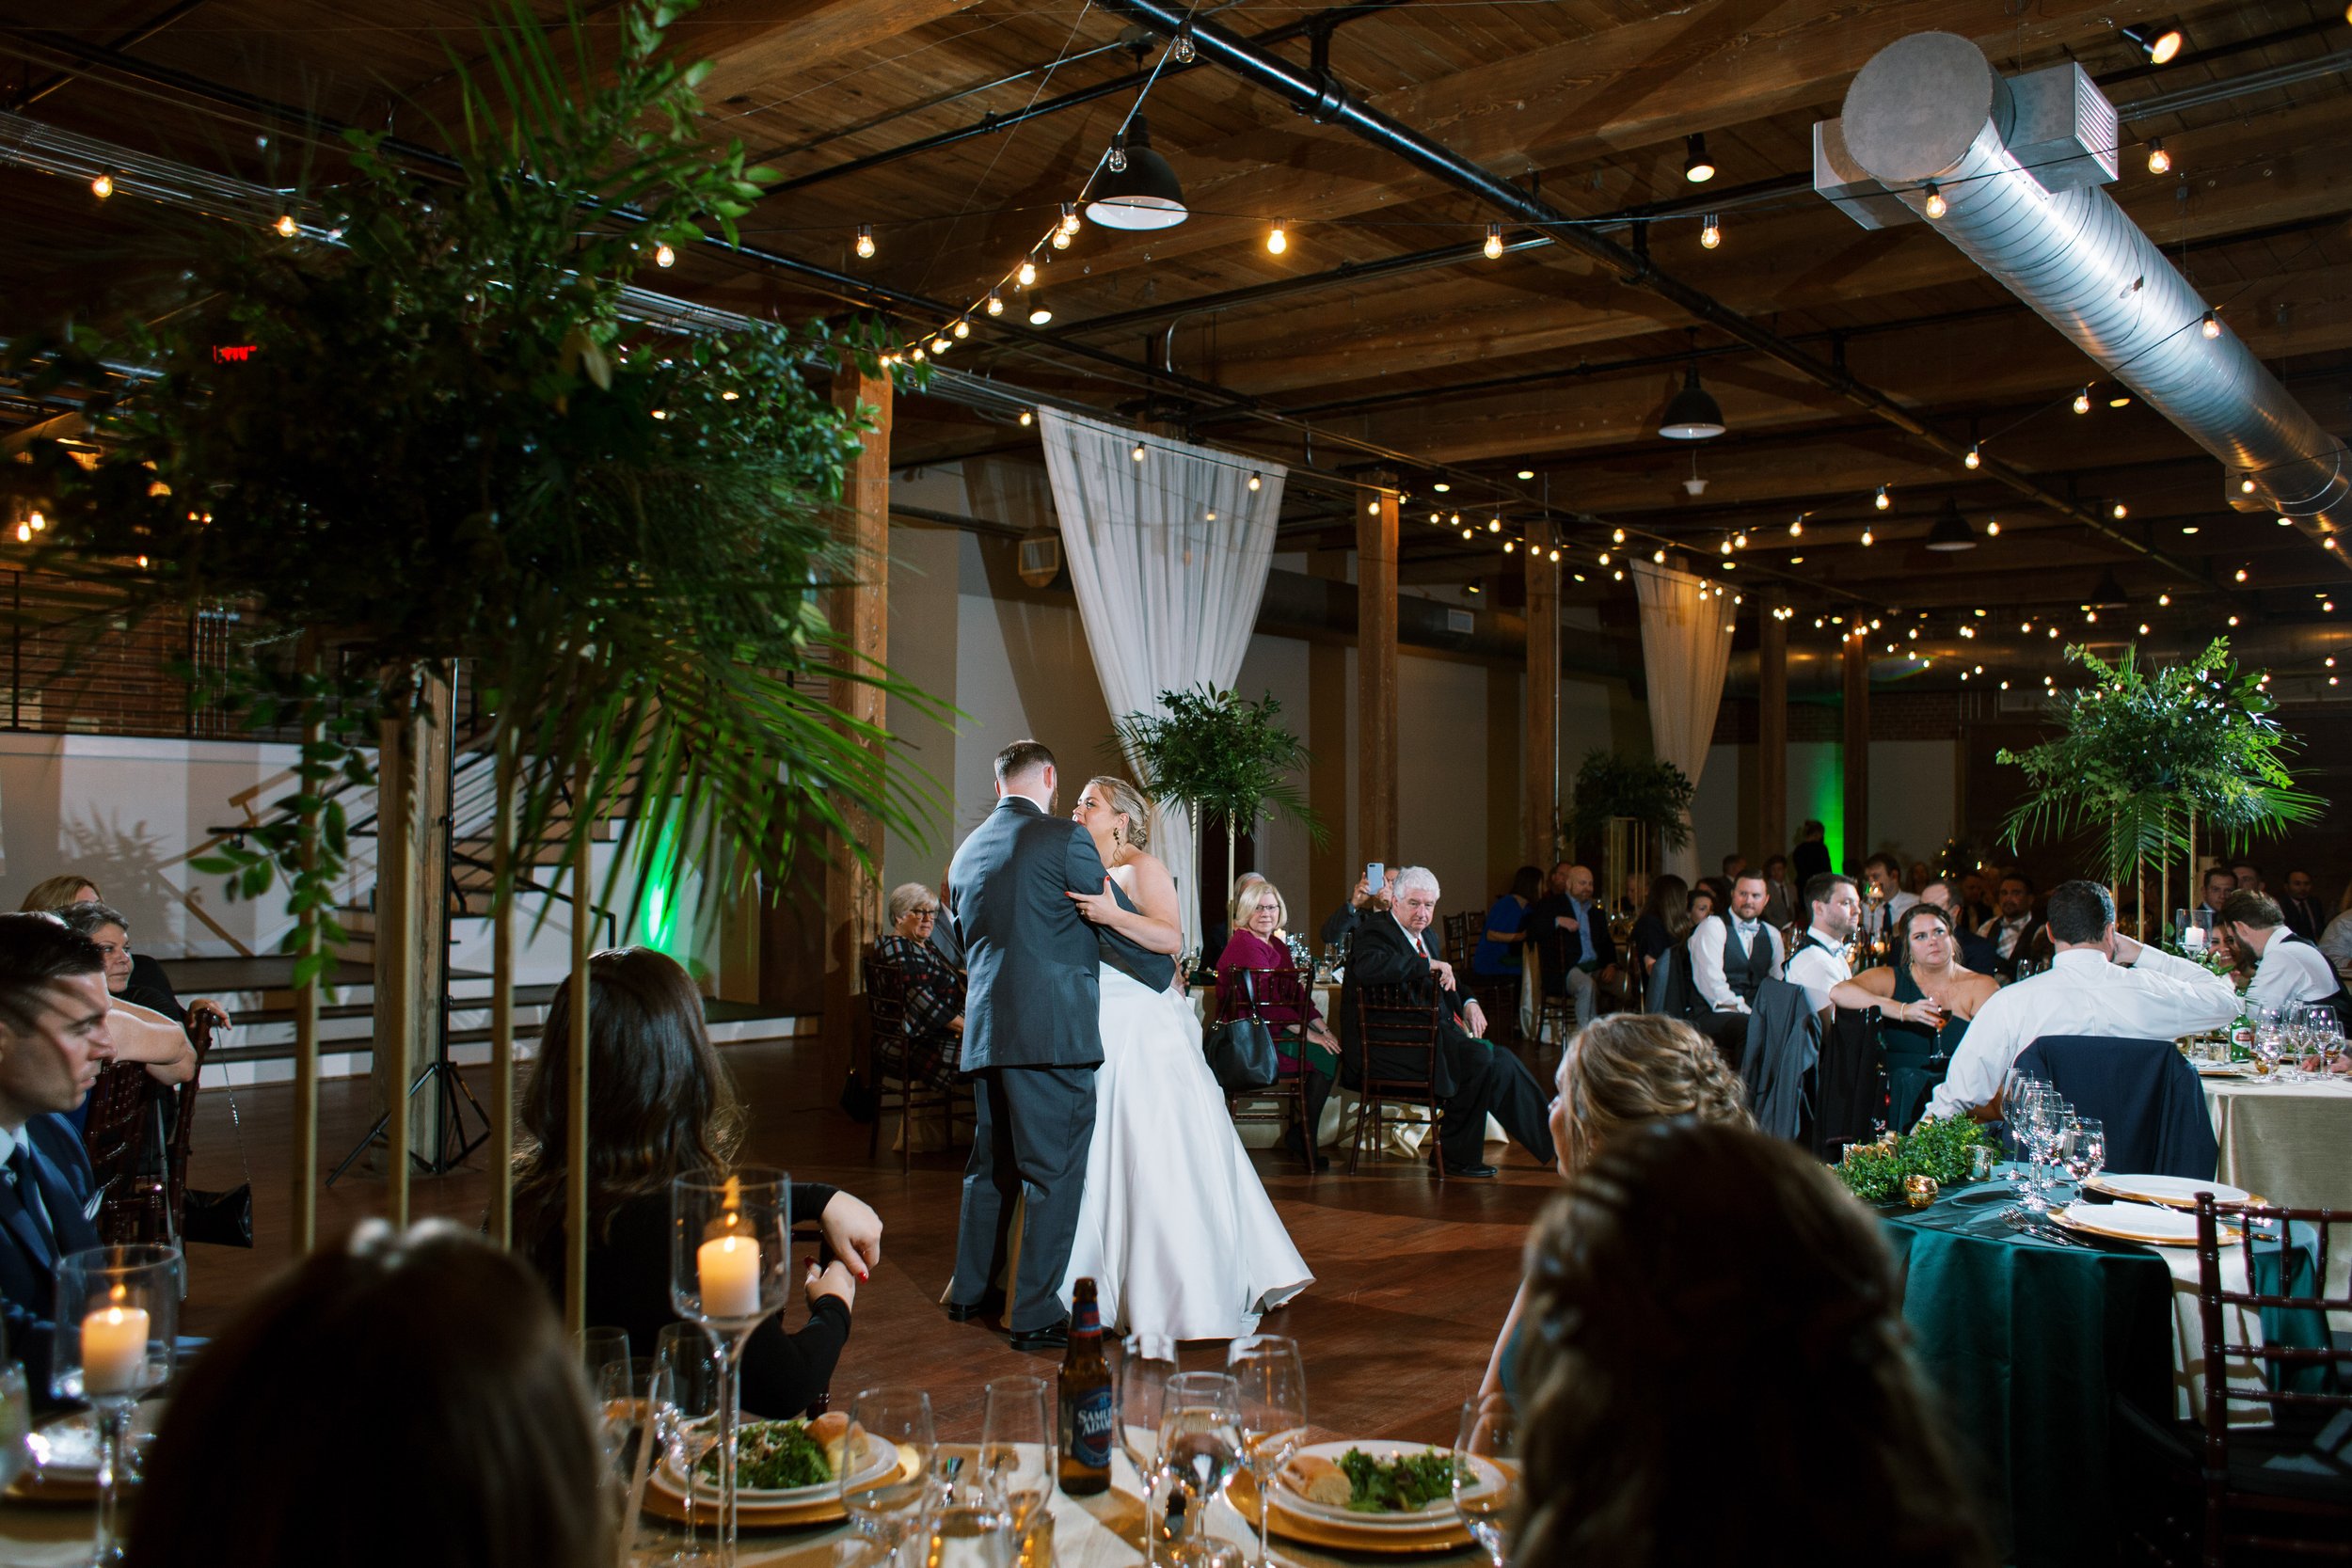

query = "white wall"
1692;737;1958;871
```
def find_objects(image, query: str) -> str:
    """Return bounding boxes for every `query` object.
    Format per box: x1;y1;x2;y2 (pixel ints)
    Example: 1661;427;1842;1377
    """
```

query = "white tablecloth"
2203;1073;2352;1316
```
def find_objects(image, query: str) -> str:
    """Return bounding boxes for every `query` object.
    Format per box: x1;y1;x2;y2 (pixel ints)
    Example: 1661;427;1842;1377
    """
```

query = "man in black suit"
0;915;112;1407
1334;866;1556;1178
944;740;1123;1351
2279;869;2328;942
1976;871;2047;981
1790;820;1832;890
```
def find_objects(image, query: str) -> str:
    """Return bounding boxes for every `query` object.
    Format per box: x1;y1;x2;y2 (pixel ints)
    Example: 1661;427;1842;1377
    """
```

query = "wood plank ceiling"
5;0;2350;665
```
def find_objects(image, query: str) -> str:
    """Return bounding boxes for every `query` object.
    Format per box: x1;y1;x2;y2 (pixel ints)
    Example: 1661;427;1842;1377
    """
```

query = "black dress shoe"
1009;1320;1071;1353
1283;1133;1333;1173
1453;1163;1502;1179
946;1291;1004;1323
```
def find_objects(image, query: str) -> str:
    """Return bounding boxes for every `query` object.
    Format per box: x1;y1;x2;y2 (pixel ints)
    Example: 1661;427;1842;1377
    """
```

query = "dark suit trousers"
952;1065;1098;1333
1345;1028;1556;1169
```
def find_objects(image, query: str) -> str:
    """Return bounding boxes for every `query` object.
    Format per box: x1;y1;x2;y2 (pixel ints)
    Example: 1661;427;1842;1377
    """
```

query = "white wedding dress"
1062;961;1312;1350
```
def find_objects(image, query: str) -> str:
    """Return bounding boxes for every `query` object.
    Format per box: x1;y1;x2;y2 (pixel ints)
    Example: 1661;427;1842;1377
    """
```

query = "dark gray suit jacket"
948;796;1110;1071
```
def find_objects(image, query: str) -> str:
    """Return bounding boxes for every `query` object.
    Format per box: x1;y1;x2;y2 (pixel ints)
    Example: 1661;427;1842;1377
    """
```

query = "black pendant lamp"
1683;134;1717;183
1083;118;1188;230
1658;363;1726;440
1924;497;1978;551
2085;567;2128;609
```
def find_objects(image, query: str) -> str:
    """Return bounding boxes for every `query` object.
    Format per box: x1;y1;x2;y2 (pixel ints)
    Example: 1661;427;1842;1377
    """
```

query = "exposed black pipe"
1093;0;2226;594
8;0;207;110
764;0;1413;198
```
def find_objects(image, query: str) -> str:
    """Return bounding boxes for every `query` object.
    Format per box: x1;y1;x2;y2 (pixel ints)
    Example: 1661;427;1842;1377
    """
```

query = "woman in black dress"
514;946;883;1418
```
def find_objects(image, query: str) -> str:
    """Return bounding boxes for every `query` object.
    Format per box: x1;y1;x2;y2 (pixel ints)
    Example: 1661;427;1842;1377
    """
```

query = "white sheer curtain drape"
1630;561;1736;885
1037;410;1285;951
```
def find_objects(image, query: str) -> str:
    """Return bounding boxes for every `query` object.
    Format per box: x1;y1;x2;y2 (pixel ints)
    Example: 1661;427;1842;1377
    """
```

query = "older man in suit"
0;915;113;1407
1336;866;1555;1178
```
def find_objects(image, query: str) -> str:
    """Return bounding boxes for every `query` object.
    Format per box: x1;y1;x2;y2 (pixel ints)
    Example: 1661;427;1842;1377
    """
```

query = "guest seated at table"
1472;866;1542;980
2195;864;2236;921
1511;1120;1993;1568
1759;854;1797;928
1831;904;1997;1132
1199;872;1266;973
1684;873;1786;1059
872;882;966;1094
20;875;233;1030
1685;882;1717;926
1627;874;1691;981
0;914;111;1409
1925;880;2238;1122
1526;863;1621;1021
1320;865;1398;950
1785;873;1863;1015
55;901;200;1090
124;1220;609;1568
1859;852;1913;948
1918;877;2000;975
1219;879;1340;1171
1618;869;1649;919
2224;888;2351;1014
2319;879;2352;979
1958;870;1995;930
1478;1014;1747;1400
515;946;883;1418
1337;866;1556;1178
2277;868;2327;942
1976;871;2046;981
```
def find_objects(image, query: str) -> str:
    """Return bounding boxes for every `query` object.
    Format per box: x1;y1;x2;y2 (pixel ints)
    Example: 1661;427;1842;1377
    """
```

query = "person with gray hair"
53;901;199;1101
871;882;965;1094
1335;864;1558;1176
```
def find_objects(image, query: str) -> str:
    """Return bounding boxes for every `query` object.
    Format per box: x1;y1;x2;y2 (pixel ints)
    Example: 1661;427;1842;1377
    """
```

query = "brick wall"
0;572;233;739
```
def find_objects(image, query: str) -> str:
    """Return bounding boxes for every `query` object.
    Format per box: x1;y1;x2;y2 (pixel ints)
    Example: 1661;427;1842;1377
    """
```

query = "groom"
944;738;1119;1351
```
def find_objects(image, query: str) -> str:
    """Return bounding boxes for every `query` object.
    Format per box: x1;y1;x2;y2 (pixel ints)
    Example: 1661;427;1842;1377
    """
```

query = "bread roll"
1283;1455;1351;1507
808;1411;853;1475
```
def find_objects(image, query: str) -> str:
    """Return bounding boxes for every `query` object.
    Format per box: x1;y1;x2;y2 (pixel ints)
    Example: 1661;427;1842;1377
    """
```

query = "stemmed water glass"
2058;1117;2105;1200
655;1322;724;1565
2250;1006;2286;1077
1453;1395;1519;1568
53;1243;180;1566
1117;1338;1183;1560
1226;1336;1307;1568
669;1169;794;1565
842;1386;937;1564
922;1466;1018;1568
978;1376;1056;1556
1157;1371;1246;1568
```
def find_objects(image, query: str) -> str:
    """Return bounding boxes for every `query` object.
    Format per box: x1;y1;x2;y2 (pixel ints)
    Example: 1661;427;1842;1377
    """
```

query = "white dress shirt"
2319;911;2352;980
1783;927;1853;1014
1688;916;1786;1013
1979;912;2036;960
1924;944;2238;1119
2245;932;2341;1010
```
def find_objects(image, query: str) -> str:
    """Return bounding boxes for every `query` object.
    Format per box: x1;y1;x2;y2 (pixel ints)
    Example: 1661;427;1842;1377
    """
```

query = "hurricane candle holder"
53;1244;181;1566
670;1169;791;1566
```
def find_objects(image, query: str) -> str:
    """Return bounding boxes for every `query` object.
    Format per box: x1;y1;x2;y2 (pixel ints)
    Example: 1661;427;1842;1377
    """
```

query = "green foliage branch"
1565;749;1695;851
1836;1115;1995;1204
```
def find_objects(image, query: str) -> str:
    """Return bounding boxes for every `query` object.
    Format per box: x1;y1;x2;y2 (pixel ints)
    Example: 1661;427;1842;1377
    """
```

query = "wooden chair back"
1440;911;1477;969
860;953;964;1171
1346;982;1447;1180
1216;963;1317;1172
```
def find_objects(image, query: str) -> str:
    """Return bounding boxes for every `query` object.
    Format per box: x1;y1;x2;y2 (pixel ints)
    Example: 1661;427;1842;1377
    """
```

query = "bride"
1061;774;1312;1348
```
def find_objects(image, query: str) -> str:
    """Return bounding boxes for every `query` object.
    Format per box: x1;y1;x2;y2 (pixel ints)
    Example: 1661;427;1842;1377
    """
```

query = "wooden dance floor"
177;1037;1558;1443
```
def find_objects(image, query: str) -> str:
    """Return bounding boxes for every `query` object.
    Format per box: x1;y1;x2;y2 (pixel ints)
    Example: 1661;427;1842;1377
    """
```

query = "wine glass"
579;1324;631;1383
1156;1372;1245;1568
53;1243;180;1566
1117;1338;1180;1479
923;1468;1018;1568
655;1323;724;1563
1453;1395;1519;1568
978;1376;1055;1552
2059;1117;2105;1198
2250;1006;2286;1077
842;1386;936;1562
1226;1337;1307;1568
670;1169;793;1564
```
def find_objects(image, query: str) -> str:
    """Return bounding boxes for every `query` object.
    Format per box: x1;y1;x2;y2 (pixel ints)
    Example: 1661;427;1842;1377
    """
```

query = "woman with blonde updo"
1478;1013;1749;1400
1059;773;1311;1345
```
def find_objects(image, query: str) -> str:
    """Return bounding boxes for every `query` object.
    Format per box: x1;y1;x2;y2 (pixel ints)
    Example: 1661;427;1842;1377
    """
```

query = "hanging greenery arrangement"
1997;640;2321;911
2;0;948;978
1565;749;1695;851
1109;686;1328;878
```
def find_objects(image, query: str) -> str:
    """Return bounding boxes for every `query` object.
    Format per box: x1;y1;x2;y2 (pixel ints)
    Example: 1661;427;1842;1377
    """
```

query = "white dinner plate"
2054;1199;2236;1247
2085;1173;2252;1210
1275;1438;1501;1528
664;1425;896;1504
2194;1062;2255;1078
25;1402;163;1483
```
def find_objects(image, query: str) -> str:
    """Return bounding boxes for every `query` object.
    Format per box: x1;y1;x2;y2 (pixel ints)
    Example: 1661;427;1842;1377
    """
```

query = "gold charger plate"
2084;1174;2265;1212
2052;1205;2241;1248
1230;1471;1474;1555
642;1439;917;1530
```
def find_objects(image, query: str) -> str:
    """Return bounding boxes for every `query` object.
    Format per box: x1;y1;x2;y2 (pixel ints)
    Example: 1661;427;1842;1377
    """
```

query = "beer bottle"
1058;1277;1112;1496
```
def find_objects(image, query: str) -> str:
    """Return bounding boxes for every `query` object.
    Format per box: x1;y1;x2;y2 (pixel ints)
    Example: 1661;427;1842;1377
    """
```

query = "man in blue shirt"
1527;863;1620;1024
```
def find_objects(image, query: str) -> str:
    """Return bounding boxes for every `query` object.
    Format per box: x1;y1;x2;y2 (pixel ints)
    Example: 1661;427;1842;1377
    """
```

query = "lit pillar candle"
81;1303;150;1397
698;1232;761;1318
2182;927;2207;953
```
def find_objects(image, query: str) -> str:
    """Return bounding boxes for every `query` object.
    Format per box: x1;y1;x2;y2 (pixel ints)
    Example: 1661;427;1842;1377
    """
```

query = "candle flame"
108;1283;127;1305
722;1174;741;1212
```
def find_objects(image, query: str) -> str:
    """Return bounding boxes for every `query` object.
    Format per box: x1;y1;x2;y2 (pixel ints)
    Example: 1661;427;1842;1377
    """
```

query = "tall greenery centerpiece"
1997;641;2321;928
1109;687;1327;927
1564;749;1695;859
1;0;946;1249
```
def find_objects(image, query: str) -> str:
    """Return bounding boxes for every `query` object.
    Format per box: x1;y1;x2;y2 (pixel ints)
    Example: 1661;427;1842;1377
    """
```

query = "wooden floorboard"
179;1037;1555;1446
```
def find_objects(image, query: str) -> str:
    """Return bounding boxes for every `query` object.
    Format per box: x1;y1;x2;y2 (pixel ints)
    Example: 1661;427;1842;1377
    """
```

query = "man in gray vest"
1685;872;1787;1058
943;739;1119;1352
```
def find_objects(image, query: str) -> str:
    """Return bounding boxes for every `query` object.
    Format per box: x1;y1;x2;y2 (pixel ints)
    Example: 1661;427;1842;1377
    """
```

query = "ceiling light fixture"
1925;497;1978;552
1683;134;1716;183
2121;23;2185;64
2146;138;2171;175
1658;363;1726;440
1517;469;1534;480
1084;118;1188;230
1026;292;1054;325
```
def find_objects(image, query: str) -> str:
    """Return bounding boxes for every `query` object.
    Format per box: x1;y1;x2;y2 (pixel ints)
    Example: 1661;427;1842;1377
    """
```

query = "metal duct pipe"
1823;32;2349;530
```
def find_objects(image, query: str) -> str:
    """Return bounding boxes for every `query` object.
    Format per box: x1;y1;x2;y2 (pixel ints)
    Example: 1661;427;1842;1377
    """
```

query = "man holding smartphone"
1322;862;1398;950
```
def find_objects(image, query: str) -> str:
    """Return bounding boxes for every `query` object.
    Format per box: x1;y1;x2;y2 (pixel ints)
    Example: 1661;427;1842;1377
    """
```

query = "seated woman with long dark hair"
1627;873;1692;980
1512;1120;1991;1568
514;947;883;1418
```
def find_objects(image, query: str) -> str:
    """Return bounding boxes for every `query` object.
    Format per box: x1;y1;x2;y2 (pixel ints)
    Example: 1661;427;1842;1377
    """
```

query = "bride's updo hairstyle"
1086;776;1154;850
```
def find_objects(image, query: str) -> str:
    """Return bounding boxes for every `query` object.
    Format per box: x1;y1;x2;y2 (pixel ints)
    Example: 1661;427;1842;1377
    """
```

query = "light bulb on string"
856;225;876;260
1131;442;1147;463
1019;409;1034;427
1612;528;1626;545
1653;548;1666;563
2146;139;2172;175
1450;513;1461;527
1017;257;1038;286
2073;387;2091;414
1051;225;1072;250
90;173;113;198
1266;224;1287;255
1059;202;1079;235
2203;310;2222;340
1462;528;1474;541
1986;517;2000;536
654;242;675;267
1964;443;1981;469
1922;182;1946;219
1698;214;1722;249
2157;593;2169;606
1248;473;1262;492
1504;540;1516;554
1483;223;1503;261
1788;516;1804;536
1549;549;1561;562
986;291;1004;317
1861;527;1874;546
952;318;971;340
275;213;297;238
930;333;951;354
1874;484;1890;510
2111;501;2126;519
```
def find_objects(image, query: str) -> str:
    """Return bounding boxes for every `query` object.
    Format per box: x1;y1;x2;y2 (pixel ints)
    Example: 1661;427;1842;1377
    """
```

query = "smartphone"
1365;862;1384;887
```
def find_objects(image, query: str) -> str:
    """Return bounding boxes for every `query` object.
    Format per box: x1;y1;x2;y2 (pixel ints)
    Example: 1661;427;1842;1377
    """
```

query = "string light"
1698;214;1722;249
1985;517;2000;536
1051;224;1073;250
90;173;112;198
855;225;876;260
1017;258;1038;286
1874;485;1890;510
2203;310;2222;340
1450;514;1461;527
2111;501;2127;519
986;290;1004;317
1019;409;1034;427
1059;202;1080;235
1131;442;1147;463
2157;593;2169;606
275;213;297;238
1598;552;1611;565
1462;527;1475;541
1612;528;1626;544
1484;223;1503;261
1549;549;1561;562
1788;517;1804;536
1487;517;1502;533
2146;139;2171;175
930;333;951;353
2228;614;2240;626
2238;474;2256;493
1248;473;1262;492
1861;527;1874;546
1653;548;1666;563
1964;444;1980;469
1922;182;1947;219
1503;540;1516;553
1369;500;1381;515
653;242;676;267
1266;224;1288;255
952;318;971;340
2235;566;2249;581
2072;387;2091;414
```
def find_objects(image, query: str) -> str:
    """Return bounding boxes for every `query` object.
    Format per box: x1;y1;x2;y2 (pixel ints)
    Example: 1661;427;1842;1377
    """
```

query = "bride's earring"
1112;824;1124;847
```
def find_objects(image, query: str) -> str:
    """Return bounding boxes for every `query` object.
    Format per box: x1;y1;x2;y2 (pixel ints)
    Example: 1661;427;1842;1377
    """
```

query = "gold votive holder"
1903;1174;1941;1209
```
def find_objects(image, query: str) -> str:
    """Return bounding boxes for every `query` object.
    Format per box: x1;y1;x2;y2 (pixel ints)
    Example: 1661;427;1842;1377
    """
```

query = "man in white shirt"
1690;874;1786;1015
1859;854;1911;946
2224;888;2350;1013
1926;880;2238;1120
1785;874;1863;1014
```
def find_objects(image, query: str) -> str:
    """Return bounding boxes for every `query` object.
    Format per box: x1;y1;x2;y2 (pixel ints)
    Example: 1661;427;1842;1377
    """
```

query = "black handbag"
1204;971;1281;1095
838;1069;880;1124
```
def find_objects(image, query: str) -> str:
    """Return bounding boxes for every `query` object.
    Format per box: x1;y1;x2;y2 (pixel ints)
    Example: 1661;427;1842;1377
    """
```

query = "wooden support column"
373;705;412;1226
1842;634;1870;873
822;355;892;1090
292;693;321;1254
1522;519;1560;866
487;729;516;1249
1756;611;1788;865
1358;482;1400;869
564;765;591;1337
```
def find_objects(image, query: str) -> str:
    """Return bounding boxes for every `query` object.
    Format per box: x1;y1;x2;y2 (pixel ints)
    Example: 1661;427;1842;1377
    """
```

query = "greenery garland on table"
1109;687;1328;885
1564;749;1695;852
0;0;948;976
1836;1115;1995;1204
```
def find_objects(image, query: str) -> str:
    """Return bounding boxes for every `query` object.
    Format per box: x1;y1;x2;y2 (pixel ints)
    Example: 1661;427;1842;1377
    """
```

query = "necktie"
7;1145;56;1259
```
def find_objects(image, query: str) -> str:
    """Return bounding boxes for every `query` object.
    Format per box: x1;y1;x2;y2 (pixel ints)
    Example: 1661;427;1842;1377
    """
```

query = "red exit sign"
211;345;256;363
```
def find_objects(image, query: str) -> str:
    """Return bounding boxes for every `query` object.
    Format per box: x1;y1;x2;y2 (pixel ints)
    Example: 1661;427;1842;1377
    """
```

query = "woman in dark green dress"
1829;903;1999;1131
